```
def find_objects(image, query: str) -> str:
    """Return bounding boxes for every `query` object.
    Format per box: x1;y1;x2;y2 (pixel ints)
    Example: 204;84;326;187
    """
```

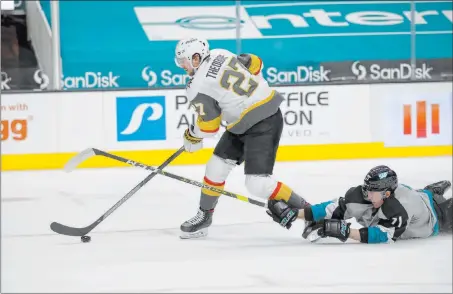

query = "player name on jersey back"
206;55;228;80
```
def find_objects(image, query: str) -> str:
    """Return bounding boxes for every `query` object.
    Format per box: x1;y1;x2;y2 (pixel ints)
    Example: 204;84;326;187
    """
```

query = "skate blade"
180;228;208;239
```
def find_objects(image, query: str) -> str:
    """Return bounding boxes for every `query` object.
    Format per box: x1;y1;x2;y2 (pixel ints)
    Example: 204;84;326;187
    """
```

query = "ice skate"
424;180;451;203
180;208;214;239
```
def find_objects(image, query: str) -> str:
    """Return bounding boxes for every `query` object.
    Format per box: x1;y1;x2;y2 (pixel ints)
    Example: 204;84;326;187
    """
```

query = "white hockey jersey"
185;48;283;137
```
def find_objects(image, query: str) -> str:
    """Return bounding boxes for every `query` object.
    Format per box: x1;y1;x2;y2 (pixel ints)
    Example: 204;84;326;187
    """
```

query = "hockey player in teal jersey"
266;165;452;244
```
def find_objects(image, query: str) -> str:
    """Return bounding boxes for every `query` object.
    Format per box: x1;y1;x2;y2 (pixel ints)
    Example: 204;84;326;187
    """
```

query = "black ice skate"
180;208;214;239
424;180;452;203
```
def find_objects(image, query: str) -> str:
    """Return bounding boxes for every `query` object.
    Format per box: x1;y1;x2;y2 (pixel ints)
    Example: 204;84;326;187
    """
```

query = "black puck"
81;235;91;243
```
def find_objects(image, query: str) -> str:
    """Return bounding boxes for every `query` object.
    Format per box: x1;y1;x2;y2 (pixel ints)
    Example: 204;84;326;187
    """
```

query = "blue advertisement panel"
39;0;453;89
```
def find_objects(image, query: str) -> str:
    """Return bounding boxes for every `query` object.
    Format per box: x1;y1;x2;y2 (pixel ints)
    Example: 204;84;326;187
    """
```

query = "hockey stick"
65;147;267;209
50;146;185;237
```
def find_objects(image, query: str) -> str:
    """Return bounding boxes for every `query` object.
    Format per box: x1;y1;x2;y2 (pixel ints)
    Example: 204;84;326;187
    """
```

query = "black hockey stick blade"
64;148;96;172
50;221;95;236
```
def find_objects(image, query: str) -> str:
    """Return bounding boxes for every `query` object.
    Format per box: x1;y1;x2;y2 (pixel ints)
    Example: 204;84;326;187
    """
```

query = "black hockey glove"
317;219;351;242
266;199;299;229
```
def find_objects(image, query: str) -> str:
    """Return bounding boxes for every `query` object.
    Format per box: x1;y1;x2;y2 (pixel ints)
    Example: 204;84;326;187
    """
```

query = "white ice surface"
2;157;452;293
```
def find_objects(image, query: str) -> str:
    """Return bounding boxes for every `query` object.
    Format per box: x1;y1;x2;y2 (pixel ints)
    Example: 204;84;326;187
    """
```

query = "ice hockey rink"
2;156;452;293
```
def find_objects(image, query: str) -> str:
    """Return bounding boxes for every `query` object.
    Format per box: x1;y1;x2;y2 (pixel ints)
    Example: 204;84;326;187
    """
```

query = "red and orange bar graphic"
403;101;440;138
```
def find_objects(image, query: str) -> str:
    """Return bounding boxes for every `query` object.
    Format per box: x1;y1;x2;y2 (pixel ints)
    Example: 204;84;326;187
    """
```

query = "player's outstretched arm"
314;215;406;244
267;199;395;243
326;196;410;244
300;185;368;223
266;197;341;229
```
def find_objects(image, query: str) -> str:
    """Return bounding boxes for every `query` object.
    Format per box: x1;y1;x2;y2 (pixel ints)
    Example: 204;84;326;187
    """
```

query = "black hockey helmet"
362;165;398;198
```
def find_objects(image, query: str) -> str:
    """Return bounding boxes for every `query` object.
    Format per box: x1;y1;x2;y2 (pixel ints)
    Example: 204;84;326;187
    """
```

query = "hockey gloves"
317;219;351;242
267;200;352;241
266;199;299;229
183;125;203;153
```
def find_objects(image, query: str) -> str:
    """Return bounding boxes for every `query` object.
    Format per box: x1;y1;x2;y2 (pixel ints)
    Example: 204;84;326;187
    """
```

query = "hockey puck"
81;235;91;243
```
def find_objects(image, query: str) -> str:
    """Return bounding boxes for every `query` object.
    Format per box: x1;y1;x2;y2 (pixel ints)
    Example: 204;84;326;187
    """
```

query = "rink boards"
1;81;452;171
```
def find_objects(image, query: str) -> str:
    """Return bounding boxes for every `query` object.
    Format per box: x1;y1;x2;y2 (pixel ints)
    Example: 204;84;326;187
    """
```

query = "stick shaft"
92;148;266;208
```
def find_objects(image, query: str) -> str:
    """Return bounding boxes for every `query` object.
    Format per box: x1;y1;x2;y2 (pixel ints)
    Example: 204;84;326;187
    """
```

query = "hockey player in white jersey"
175;37;311;239
267;165;452;243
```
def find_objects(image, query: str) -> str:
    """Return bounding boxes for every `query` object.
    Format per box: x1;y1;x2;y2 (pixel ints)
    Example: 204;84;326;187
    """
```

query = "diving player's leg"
424;180;451;203
180;131;243;239
423;180;451;234
242;108;310;209
436;198;453;233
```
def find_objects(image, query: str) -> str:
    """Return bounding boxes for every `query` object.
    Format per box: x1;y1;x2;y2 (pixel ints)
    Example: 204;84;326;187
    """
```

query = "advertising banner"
1;68;44;91
104;84;371;151
0;93;58;154
324;58;453;83
32;1;452;90
103;90;180;151
104;89;226;150
56;92;105;152
277;85;371;145
1;81;451;171
371;82;452;147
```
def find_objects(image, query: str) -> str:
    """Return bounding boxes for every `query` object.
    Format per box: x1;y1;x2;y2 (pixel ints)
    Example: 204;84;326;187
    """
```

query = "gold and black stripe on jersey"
190;93;222;136
238;53;263;75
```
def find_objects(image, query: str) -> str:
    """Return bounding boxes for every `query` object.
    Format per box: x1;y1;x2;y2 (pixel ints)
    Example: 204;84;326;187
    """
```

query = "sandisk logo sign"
403;101;440;138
